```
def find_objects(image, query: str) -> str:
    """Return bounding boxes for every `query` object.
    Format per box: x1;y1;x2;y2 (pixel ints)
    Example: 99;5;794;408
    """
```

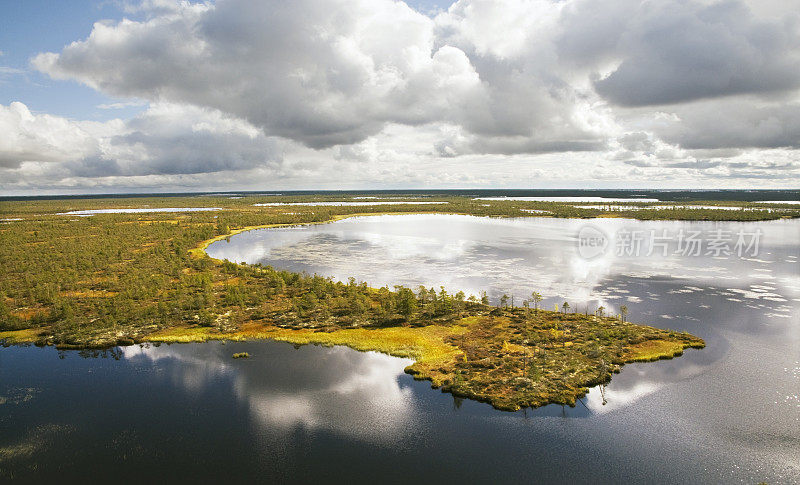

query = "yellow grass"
502;341;527;353
9;308;49;320
144;321;470;385
146;323;463;362
118;219;180;224
0;328;45;344
212;277;241;287
60;290;119;298
623;339;688;362
76;276;111;285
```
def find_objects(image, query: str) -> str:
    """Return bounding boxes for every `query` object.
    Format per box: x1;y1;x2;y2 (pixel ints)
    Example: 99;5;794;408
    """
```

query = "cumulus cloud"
32;0;611;154
575;0;800;106
0;101;283;177
0;102;101;168
651;100;800;150
617;132;653;153
33;0;484;149
4;0;798;191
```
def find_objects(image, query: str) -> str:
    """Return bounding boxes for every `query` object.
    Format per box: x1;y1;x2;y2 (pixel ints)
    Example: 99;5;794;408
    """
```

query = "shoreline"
1;206;709;412
0;318;704;412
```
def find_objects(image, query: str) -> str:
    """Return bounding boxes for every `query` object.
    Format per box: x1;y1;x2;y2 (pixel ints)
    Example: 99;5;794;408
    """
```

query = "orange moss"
60;290;119;298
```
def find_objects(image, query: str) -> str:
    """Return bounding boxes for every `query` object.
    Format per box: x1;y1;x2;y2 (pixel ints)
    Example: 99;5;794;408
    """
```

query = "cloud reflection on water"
207;215;799;319
205;214;799;419
120;343;417;443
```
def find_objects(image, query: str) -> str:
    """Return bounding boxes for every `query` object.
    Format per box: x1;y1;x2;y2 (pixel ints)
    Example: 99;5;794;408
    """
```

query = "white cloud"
96;100;148;110
0;66;25;75
33;0;484;149
0;101;283;178
2;0;797;192
0;102;102;168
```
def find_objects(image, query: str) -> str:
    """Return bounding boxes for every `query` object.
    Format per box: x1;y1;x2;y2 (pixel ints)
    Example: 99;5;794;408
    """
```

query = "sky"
0;0;798;195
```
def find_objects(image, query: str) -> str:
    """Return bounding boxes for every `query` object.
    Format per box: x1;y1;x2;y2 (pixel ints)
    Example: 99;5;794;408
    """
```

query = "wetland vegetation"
3;193;792;409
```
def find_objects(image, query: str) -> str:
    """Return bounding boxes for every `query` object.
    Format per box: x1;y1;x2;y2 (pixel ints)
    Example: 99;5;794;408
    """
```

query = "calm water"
474;196;660;202
253;201;447;206
57;207;223;216
3;215;798;483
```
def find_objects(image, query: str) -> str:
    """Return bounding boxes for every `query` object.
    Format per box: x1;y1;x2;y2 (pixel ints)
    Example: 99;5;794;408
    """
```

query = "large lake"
3;215;798;483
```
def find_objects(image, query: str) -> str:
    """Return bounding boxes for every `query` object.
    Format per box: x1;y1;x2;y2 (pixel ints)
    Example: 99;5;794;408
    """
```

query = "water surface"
474;196;660;202
3;214;798;483
58;207;223;216
253;201;446;207
207;214;800;481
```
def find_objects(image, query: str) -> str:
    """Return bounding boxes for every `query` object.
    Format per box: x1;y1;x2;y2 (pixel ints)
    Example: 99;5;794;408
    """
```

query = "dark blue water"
3;338;785;484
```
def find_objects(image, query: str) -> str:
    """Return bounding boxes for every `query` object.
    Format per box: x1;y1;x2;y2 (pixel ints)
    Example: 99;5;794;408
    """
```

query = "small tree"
596;306;605;317
562;301;570;314
454;291;466;317
395;286;417;320
500;294;509;308
530;292;542;312
215;218;230;236
349;294;366;316
620;305;629;323
417;286;430;316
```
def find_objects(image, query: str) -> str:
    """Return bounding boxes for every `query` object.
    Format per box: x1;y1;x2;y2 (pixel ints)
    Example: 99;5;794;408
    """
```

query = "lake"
57;207;223;216
474;196;660;202
253;201;447;207
3;214;798;483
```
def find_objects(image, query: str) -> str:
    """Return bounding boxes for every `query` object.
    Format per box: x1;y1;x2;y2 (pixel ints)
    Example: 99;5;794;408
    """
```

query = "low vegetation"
143;308;703;410
0;193;751;410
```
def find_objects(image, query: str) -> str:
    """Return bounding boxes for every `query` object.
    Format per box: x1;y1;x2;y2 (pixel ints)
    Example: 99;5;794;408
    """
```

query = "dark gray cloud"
618;132;654;153
655;101;800;149
623;159;658;168
560;0;800;106
109;131;280;175
662;160;723;169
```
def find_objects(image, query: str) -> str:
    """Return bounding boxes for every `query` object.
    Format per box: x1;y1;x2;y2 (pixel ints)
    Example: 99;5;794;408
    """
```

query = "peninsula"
6;193;786;409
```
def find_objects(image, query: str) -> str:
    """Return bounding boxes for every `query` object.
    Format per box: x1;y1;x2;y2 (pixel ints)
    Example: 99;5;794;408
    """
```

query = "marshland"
1;191;798;482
